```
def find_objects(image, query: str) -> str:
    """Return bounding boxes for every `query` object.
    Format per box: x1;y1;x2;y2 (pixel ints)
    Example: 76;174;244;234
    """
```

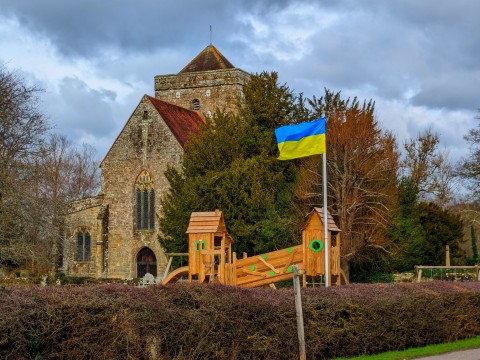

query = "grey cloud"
0;0;246;58
263;1;480;112
45;77;117;137
2;0;479;115
411;70;480;110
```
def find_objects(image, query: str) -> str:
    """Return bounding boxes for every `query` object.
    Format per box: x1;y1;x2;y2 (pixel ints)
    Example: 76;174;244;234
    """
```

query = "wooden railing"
414;265;480;283
330;246;341;276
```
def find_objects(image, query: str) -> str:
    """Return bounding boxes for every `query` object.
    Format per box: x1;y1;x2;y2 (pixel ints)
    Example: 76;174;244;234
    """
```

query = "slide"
161;266;189;285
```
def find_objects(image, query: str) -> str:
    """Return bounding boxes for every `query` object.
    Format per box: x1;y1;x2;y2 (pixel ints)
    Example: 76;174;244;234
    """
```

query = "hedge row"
1;281;480;359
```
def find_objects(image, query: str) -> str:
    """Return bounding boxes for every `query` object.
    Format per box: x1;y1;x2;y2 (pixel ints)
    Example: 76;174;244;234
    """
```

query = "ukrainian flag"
275;117;326;160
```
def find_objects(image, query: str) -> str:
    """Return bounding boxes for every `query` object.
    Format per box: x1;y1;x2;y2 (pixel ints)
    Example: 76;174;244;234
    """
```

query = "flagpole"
323;151;329;288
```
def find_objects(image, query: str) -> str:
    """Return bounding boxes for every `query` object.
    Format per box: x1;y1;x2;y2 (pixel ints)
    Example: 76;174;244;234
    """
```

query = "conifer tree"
159;72;308;255
471;224;478;264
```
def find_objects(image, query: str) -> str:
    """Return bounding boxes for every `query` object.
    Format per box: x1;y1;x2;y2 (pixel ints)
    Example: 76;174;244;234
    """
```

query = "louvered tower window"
135;170;155;230
191;99;201;110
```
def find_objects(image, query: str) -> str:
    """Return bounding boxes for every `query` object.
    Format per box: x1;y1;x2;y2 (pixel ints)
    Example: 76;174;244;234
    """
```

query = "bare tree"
67;143;100;200
297;90;399;273
459;112;480;196
31;134;100;274
0;65;100;275
402;129;457;206
0;65;49;271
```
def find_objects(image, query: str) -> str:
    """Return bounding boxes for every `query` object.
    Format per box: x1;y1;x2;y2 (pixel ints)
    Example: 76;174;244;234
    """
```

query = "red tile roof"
146;95;205;147
179;45;235;73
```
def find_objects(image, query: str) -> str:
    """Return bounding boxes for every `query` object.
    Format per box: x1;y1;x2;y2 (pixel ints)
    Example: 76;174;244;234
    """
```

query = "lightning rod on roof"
210;25;212;45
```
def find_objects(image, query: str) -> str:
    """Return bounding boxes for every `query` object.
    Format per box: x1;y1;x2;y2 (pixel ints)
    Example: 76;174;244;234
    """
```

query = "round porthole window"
309;239;324;252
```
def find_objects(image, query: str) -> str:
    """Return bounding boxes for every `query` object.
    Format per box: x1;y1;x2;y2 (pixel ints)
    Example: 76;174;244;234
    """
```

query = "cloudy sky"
0;0;478;162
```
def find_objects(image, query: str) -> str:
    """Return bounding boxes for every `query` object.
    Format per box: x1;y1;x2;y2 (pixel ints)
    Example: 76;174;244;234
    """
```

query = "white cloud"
235;3;334;62
375;98;476;161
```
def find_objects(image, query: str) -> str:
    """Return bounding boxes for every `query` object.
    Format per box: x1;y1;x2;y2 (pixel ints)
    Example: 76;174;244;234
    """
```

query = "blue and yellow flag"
274;117;326;160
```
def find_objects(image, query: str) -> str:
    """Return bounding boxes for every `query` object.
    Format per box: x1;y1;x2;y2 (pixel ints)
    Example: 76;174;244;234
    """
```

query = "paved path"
414;348;480;359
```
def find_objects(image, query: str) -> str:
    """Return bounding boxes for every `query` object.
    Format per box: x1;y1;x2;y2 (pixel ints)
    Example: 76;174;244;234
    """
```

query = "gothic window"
76;229;91;261
136;170;155;230
191;99;201;110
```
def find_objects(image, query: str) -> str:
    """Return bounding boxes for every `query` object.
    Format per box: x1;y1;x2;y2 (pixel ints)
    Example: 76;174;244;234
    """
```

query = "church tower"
154;45;250;116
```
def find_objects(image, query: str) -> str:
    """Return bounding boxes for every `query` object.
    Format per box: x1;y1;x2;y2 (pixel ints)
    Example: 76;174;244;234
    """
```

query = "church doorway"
136;247;157;278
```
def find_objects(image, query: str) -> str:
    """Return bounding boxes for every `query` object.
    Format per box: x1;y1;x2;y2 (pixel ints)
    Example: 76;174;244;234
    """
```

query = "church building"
62;45;250;279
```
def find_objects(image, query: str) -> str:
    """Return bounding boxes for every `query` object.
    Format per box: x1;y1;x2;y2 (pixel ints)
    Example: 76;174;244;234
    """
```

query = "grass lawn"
333;336;480;360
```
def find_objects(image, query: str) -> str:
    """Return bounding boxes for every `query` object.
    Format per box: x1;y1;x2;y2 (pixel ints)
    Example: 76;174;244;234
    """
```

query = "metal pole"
323;152;329;288
293;264;306;360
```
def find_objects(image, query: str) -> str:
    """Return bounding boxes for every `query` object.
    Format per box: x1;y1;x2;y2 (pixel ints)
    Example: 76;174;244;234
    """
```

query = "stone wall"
154;68;250;116
63;199;106;278
100;96;182;279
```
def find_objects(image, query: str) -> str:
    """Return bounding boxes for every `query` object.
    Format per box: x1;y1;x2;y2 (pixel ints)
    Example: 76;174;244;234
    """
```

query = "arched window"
191;98;200;110
76;228;91;261
136;170;155;230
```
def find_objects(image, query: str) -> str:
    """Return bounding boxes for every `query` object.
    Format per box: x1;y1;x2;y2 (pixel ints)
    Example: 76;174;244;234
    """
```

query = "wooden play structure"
162;208;348;287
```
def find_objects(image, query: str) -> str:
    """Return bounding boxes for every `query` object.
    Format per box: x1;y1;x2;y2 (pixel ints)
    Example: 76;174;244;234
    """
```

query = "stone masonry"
155;68;250;116
99;96;184;278
63;195;106;277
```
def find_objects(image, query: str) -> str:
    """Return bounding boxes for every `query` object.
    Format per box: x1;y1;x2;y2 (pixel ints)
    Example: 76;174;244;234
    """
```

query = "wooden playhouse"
162;208;346;287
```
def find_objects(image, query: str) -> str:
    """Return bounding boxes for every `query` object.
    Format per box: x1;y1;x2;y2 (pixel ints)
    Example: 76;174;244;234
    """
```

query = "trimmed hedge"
1;282;480;359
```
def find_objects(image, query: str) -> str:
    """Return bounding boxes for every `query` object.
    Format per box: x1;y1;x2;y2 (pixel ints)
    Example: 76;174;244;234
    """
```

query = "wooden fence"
414;265;480;283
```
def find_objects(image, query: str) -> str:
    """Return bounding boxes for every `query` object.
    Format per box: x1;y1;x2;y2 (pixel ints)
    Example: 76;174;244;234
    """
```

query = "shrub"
0;282;480;359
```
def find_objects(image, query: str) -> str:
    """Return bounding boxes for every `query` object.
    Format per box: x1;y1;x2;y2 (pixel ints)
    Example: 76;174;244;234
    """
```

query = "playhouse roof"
186;210;230;236
303;207;341;232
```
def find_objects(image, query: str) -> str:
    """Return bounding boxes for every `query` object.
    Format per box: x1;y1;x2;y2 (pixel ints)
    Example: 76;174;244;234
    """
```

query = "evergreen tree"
471;224;478;264
417;202;464;265
388;177;426;272
388;178;466;271
159;72;308;255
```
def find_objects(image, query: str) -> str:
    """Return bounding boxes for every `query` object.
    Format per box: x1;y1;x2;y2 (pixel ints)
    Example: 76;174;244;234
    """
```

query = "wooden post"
293;264;306;360
415;266;422;283
446;245;450;268
220;234;225;283
233;252;237;286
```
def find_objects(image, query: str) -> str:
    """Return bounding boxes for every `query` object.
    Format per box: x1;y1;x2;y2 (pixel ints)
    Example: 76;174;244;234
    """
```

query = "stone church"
63;45;250;279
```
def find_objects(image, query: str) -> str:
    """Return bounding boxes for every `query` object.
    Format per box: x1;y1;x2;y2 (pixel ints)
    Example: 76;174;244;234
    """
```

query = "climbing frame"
164;208;345;287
